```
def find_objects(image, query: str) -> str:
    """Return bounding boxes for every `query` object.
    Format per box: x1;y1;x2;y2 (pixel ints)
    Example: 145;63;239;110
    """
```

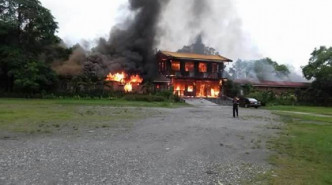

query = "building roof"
159;51;232;63
234;79;310;88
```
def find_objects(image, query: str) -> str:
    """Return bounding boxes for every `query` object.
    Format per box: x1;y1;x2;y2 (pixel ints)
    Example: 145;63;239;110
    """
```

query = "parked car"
239;97;261;108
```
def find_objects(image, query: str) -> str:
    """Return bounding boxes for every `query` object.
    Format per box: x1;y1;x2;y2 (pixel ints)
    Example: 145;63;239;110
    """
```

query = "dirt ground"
0;99;280;185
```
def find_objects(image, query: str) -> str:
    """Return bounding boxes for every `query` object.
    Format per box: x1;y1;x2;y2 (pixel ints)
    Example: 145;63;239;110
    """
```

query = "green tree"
0;0;62;93
13;60;57;94
302;46;332;105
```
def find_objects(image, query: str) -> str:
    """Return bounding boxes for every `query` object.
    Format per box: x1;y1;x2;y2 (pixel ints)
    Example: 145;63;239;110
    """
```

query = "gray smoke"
228;59;308;82
177;34;220;55
158;0;261;60
85;0;170;79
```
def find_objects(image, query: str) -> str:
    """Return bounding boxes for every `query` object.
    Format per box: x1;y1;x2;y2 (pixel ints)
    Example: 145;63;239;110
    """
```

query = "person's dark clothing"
233;98;239;118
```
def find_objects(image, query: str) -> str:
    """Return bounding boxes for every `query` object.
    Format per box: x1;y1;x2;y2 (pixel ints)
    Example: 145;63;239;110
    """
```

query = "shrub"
248;91;276;106
155;90;173;99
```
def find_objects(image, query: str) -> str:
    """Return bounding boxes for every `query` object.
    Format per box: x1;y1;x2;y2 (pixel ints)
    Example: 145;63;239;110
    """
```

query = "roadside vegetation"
0;98;186;135
267;106;332;185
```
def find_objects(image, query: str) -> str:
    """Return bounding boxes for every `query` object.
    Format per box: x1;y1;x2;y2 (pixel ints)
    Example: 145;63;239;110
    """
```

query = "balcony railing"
170;71;221;79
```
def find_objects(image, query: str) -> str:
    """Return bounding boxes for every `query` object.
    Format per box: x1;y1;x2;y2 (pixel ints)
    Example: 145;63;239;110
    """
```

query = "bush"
277;92;297;105
155;90;173;99
247;91;276;106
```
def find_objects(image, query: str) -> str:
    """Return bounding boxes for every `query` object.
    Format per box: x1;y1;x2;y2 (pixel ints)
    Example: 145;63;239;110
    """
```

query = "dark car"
239;97;261;108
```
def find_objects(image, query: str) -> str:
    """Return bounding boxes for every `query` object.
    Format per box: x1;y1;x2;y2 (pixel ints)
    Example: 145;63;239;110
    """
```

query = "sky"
40;0;332;73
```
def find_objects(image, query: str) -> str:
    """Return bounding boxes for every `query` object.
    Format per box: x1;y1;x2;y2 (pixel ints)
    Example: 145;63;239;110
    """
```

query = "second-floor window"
199;63;207;73
171;61;180;71
212;63;218;73
185;62;194;72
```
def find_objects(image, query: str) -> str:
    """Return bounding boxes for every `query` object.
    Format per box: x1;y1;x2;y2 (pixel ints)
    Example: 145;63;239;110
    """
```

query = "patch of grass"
0;98;188;108
266;105;332;116
0;98;174;134
268;106;332;185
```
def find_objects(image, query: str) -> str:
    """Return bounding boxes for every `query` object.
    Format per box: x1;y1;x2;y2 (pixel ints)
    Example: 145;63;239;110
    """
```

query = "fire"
106;72;143;92
210;89;220;98
129;75;143;83
187;85;194;92
106;72;125;83
124;83;133;92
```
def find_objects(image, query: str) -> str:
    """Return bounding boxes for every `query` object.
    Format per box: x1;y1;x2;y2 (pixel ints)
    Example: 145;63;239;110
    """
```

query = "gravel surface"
0;99;280;185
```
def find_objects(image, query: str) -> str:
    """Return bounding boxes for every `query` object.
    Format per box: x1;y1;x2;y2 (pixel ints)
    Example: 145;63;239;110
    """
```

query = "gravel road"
0;99;280;185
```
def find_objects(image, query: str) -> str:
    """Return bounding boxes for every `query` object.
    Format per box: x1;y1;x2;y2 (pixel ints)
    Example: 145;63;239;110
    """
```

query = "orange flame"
106;72;143;92
106;72;125;83
124;83;133;92
129;75;143;83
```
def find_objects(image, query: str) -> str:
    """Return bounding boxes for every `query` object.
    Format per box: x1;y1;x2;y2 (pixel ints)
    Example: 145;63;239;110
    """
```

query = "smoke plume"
84;0;170;79
177;34;220;55
228;59;308;82
158;0;261;60
52;46;86;76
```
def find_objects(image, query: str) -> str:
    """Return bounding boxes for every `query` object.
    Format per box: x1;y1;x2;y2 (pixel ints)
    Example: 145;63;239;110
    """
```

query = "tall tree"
302;46;332;104
0;0;61;93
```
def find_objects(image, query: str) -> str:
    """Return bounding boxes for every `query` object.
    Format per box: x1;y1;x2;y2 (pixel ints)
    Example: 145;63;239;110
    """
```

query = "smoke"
84;0;170;79
177;34;220;55
158;0;261;60
55;0;307;83
52;46;86;76
228;59;308;82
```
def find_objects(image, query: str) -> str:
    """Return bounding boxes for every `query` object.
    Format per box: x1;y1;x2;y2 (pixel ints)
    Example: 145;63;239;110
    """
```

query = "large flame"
124;83;133;92
106;72;125;83
129;75;143;83
106;72;143;92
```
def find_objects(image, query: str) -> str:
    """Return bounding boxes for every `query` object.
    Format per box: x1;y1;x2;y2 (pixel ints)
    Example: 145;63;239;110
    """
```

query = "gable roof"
159;51;232;63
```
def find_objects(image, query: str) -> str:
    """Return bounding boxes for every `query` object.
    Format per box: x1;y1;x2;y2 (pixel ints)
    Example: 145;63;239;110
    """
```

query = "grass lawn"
267;105;332;116
267;106;332;185
0;98;185;134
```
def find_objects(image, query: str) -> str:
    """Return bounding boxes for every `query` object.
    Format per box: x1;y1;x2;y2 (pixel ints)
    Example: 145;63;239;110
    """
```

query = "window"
212;63;218;73
185;62;194;72
171;61;180;71
199;63;207;72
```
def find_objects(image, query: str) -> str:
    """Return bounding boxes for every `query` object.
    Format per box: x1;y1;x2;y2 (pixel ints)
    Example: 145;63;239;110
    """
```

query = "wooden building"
155;51;232;98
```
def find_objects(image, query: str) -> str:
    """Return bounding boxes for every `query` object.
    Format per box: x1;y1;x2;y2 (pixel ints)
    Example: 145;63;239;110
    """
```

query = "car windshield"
248;98;257;102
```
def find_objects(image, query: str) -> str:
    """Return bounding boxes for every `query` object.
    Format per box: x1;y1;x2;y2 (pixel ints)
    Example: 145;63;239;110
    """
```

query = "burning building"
105;72;143;93
155;51;232;98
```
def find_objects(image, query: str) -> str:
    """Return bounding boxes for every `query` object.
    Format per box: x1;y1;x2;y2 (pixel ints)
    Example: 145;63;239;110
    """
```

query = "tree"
13;60;57;94
302;46;332;105
0;0;62;93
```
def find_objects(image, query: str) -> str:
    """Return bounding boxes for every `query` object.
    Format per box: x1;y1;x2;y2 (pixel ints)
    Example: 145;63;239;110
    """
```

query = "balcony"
170;71;221;80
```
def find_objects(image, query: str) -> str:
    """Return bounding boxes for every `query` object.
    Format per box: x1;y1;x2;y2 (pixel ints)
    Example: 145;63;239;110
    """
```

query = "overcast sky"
40;0;332;72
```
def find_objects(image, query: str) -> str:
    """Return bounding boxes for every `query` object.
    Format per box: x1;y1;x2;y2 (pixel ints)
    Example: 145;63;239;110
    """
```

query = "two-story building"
155;51;232;98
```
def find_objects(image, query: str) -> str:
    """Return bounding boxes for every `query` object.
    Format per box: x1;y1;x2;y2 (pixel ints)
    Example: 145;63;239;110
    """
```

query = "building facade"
155;51;232;98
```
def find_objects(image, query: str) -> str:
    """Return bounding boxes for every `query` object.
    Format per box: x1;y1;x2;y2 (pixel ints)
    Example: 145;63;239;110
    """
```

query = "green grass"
266;105;332;116
267;106;332;185
0;98;184;134
0;98;187;108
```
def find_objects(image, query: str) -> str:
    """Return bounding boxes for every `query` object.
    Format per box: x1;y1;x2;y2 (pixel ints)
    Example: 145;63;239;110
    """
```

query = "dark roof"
159;51;232;63
234;79;310;88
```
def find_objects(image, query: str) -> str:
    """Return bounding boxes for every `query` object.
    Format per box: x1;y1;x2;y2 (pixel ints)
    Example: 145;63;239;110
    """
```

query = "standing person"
233;96;239;118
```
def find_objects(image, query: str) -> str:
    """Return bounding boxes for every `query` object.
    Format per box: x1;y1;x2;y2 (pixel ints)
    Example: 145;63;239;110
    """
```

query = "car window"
248;98;257;101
